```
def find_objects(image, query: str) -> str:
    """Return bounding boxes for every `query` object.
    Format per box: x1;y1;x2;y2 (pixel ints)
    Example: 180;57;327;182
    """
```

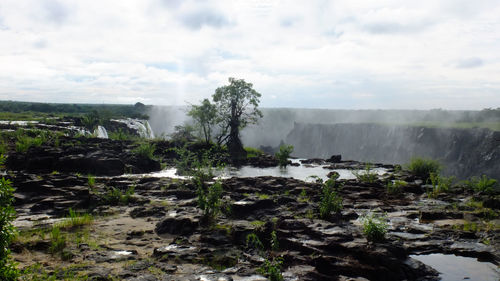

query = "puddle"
411;254;500;281
130;160;387;182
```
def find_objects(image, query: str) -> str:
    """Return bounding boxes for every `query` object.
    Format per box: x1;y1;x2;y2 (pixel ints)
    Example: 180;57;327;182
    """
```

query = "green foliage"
427;173;454;198
353;163;378;183
212;77;263;156
188;98;217;144
170;124;196;144
319;175;343;219
109;128;136;141
386;180;408;194
246;233;264;250
298;189;309;202
15;134;43;153
464;175;498;194
245;147;264;158
87;174;96;188
132;142;156;160
100;186;135;205
406;157;441;181
361;213;388;242
0;174;19;281
275;144;293;167
197;181;224;219
270;230;279;251
56;209;94;229
259;257;284;281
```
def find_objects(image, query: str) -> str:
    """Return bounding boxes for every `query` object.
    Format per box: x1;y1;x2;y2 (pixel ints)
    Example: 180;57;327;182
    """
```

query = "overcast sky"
0;0;499;109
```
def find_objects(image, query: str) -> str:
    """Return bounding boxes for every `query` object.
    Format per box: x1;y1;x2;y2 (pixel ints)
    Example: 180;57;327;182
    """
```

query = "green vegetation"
353;163;378;183
245;147;264;158
132;142;156;159
298;189;310;202
188;98;217;144
187;78;262;160
270;230;279;251
109;128;137;141
0;163;19;280
55;209;94;229
0;100;148;119
246;233;264;250
259;257;284;281
386;180;408;194
21;263;91;281
87;174;96;188
275;144;293;167
100;186;135;205
406;157;441;181
361;213;388;242
463;175;498;194
197;181;224;220
427;173;454;198
15;134;43;153
49;227;72;260
319;175;343;219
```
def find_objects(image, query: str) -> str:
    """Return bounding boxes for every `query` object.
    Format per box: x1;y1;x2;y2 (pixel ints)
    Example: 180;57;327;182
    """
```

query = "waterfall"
94;125;108;139
114;118;155;139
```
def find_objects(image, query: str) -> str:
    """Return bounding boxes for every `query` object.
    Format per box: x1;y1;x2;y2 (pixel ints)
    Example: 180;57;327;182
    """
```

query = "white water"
94;125;108;139
113;118;155;139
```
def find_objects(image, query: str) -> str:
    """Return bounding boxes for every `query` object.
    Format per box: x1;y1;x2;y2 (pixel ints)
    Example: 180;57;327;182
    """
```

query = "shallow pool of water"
411;253;500;281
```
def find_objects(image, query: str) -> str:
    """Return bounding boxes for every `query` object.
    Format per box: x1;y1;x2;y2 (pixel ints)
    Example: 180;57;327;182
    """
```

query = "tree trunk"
227;101;246;162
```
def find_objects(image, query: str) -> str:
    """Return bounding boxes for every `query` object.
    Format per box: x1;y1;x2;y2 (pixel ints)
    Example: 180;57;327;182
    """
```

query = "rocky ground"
1;123;499;281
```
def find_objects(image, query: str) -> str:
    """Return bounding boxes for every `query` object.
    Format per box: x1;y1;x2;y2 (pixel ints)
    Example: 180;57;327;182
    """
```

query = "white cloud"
0;0;499;109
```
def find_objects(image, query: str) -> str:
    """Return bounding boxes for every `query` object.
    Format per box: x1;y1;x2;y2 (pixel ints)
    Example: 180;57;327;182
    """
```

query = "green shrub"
386;180;408;194
406;157;441;181
245;147;264;158
270;230;279;251
319;175;343;219
15;135;43;153
246;233;264;250
427;173;454;198
464;175;498;194
361;213;388;242
275;144;293;167
353;163;378;183
0;174;19;280
259;257;284;281
132;142;156;159
100;186;135;205
197;181;223;219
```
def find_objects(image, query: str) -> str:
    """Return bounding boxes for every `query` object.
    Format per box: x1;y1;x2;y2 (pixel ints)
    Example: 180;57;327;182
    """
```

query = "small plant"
245;147;264;158
298;189;309;202
353;163;378;183
109;128;135;141
270;230;279;251
464;175;498;194
275;144;293;167
87;174;96;188
246;233;264;250
406;157;441;181
259;257;284;281
100;186;135;205
132;142;156;160
361;212;388;242
427;173;454;198
386;180;407;194
319;176;343;219
197;181;224;219
56;208;94;229
49;227;72;260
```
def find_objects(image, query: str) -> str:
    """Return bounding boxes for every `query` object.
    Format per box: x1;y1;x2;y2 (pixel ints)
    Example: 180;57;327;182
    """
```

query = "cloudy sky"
0;0;499;109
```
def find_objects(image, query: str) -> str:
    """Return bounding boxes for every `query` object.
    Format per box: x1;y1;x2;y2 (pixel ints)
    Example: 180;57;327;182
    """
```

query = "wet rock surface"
9;165;500;280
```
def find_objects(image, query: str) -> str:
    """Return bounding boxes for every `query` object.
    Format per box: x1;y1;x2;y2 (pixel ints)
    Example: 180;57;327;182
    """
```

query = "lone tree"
188;98;217;144
212;78;262;161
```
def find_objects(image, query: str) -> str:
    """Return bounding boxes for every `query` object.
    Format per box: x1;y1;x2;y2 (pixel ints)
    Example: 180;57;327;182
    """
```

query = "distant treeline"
0;100;149;119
